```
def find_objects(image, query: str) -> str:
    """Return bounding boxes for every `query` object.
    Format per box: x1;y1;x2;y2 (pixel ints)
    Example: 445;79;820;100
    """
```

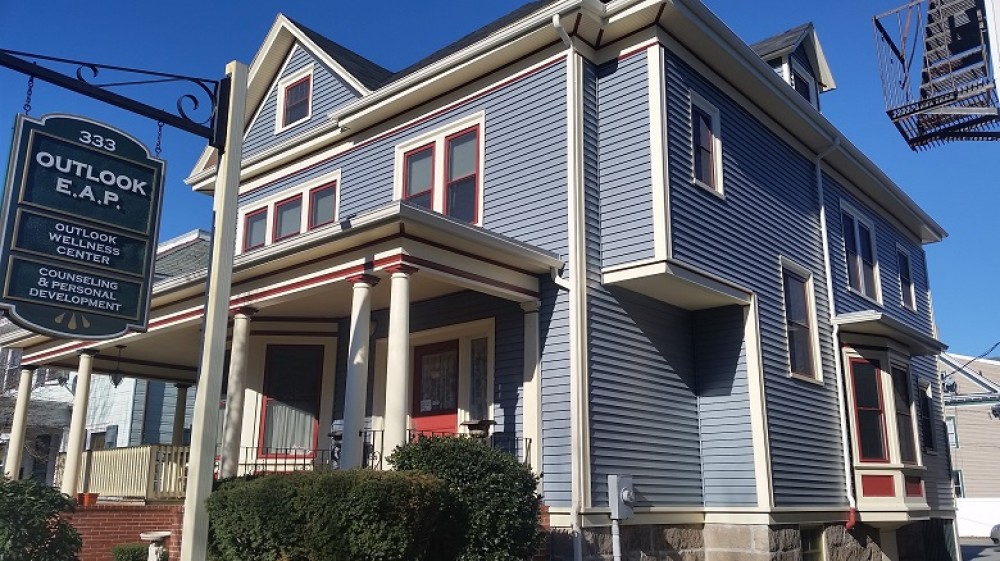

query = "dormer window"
275;65;314;132
790;60;818;107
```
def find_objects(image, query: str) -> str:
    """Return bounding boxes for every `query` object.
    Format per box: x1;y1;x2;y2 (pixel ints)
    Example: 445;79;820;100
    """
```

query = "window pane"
793;71;812;101
894;367;916;463
447;176;477;223
841;212;861;291
788;325;813;377
416;347;458;414
853;361;881;408
448;131;477;181
284;78;310;126
918;391;935;451
275;198;302;240
261;345;323;451
407;191;432;210
857;410;886;460
783;272;808;323
858;224;877;298
898;251;914;308
469;338;488;421
405;147;433;197
310;186;336;228
692;107;714;186
245;212;266;249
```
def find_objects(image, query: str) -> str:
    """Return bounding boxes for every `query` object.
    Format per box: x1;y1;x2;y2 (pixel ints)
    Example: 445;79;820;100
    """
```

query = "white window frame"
689;90;723;197
236;169;341;254
895;244;916;311
275;64;314;133
778;256;823;383
945;415;958;448
952;469;965;498
393;112;486;225
789;59;819;108
840;203;882;304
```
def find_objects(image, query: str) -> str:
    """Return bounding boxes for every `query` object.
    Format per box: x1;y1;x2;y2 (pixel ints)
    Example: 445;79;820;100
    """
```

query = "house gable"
242;43;363;158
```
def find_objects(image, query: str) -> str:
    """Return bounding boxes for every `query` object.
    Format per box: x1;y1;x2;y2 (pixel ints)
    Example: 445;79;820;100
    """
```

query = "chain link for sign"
23;76;34;115
155;121;164;158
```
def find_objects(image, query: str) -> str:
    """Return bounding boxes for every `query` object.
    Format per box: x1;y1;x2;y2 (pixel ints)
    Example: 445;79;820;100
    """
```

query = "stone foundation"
547;522;890;561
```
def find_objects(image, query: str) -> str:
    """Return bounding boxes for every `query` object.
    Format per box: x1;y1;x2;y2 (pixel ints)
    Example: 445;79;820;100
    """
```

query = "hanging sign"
0;114;165;340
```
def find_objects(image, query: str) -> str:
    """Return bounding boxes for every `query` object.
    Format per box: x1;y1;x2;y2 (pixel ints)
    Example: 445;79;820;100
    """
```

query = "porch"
52;431;531;501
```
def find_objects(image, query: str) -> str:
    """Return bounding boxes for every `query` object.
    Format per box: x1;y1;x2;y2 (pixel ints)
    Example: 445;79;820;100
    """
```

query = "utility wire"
946;340;1000;378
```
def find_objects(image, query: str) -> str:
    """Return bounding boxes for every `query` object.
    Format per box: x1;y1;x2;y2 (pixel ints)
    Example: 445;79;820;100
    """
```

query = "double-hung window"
841;209;879;301
850;357;889;462
238;171;340;253
396;115;484;224
891;367;917;464
897;248;915;310
309;182;338;230
275;63;314;132
690;91;722;194
260;344;323;454
917;383;936;452
781;259;820;380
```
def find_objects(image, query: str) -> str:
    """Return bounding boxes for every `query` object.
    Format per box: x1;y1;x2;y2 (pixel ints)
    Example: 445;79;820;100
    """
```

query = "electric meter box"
608;474;635;520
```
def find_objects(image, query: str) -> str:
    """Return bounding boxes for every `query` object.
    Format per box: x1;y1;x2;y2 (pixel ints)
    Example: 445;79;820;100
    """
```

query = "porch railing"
54;445;190;500
49;430;530;500
406;431;532;467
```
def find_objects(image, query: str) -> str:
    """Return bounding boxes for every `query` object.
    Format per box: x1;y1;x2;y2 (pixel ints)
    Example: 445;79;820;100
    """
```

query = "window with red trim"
243;209;267;251
444;127;479;223
259;344;323;455
273;195;302;241
282;76;311;127
309;182;337;229
851;358;889;462
403;144;434;210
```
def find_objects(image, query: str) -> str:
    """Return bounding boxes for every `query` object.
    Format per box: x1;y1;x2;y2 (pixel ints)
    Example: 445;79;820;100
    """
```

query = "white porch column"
382;265;416;460
3;365;36;479
62;349;97;496
341;274;378;469
219;307;256;478
521;301;542;474
172;383;191;446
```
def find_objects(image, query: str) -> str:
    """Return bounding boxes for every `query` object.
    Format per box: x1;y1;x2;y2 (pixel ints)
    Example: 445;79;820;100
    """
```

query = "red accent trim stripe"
861;474;895;497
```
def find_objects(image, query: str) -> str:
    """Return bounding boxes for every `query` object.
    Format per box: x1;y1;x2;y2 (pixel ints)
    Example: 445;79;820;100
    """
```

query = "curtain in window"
469;338;488;420
263;399;315;451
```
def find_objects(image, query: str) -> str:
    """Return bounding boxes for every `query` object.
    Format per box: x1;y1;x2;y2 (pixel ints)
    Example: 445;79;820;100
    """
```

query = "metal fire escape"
874;0;1000;149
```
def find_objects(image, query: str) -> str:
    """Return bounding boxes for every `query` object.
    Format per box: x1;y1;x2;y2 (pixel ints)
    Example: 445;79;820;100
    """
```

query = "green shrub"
389;436;544;561
206;469;449;561
0;476;81;561
112;542;165;561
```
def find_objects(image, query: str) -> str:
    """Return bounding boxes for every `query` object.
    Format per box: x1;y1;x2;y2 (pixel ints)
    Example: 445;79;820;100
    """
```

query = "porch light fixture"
109;345;126;388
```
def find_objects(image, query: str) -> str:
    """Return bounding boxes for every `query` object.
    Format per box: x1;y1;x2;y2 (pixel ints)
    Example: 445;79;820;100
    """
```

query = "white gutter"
815;136;859;524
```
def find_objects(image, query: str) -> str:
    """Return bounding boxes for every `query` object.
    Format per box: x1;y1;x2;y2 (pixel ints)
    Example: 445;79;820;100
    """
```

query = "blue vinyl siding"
597;52;654;267
823;175;934;335
694;305;757;506
665;51;846;507
243;44;362;158
588;288;703;506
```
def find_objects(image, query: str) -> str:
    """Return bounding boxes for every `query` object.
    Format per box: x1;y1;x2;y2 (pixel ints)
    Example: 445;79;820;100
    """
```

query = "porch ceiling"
11;202;561;383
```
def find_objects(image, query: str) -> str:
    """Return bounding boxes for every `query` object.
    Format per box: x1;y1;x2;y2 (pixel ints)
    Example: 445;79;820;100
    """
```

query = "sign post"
0;114;164;338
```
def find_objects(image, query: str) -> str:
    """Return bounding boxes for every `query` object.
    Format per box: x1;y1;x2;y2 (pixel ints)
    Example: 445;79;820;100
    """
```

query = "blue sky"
0;1;995;355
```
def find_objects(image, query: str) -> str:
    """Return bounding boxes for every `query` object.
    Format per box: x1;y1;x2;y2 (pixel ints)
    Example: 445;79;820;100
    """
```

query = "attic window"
283;77;311;127
275;64;314;132
789;60;818;108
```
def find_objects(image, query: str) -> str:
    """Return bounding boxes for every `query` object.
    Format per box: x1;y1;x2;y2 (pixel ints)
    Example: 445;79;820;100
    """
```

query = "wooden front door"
411;340;459;435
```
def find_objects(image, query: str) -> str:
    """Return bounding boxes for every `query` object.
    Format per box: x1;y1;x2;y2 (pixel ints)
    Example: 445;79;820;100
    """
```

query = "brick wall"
65;504;184;561
534;502;551;561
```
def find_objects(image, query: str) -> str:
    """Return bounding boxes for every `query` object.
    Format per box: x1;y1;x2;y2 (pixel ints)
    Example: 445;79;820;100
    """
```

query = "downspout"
815;136;858;528
553;13;587;561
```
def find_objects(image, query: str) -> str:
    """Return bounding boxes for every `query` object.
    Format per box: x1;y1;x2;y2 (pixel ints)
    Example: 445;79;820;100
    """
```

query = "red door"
411;340;459;436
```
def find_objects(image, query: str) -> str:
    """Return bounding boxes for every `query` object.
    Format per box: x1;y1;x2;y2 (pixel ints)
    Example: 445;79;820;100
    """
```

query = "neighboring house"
939;352;1000;537
0;356;72;483
0;2;956;560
